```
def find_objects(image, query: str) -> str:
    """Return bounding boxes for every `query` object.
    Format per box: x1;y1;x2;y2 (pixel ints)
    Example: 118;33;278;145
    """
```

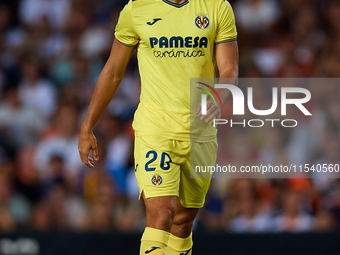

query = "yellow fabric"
140;227;170;255
168;233;193;255
134;135;217;208
115;0;237;142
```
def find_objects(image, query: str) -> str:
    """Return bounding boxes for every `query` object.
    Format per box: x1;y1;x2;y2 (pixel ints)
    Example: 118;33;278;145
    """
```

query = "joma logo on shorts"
150;36;208;49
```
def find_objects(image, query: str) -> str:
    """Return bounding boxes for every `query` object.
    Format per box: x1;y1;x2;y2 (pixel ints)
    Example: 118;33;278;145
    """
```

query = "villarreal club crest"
151;175;163;186
195;15;210;30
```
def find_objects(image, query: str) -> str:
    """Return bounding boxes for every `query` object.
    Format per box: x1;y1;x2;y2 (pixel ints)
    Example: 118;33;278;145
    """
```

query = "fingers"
197;100;215;118
87;157;95;168
196;102;202;116
92;145;99;161
205;109;220;124
79;146;94;168
197;100;221;124
200;104;216;121
78;133;99;168
79;148;88;164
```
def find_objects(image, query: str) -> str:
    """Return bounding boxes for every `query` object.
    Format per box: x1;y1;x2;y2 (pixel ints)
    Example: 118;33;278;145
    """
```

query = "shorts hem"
139;189;179;201
179;201;205;209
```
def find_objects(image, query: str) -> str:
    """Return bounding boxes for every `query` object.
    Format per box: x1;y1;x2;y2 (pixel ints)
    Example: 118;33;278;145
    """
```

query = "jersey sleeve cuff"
115;37;138;47
215;38;237;45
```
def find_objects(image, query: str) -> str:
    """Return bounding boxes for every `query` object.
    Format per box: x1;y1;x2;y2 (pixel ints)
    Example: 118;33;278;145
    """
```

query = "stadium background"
0;0;340;254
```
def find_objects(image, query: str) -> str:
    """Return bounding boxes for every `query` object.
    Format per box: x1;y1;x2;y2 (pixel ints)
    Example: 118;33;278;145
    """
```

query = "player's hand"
196;99;222;124
78;130;99;168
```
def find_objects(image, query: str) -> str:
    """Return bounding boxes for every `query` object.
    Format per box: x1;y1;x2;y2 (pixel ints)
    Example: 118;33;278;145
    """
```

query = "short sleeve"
115;1;139;47
215;0;237;44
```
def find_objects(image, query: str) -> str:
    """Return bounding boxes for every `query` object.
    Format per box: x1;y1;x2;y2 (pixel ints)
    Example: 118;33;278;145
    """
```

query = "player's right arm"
79;0;139;168
78;39;135;168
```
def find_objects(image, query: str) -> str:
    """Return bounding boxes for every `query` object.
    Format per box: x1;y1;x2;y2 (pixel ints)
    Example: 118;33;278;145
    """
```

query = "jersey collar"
162;0;189;8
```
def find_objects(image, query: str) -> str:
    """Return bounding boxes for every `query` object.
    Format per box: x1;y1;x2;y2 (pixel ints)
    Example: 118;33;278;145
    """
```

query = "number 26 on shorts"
145;150;172;172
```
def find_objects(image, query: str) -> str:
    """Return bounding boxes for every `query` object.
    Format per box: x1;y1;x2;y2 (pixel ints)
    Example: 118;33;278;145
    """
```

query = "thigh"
179;139;218;208
134;136;182;201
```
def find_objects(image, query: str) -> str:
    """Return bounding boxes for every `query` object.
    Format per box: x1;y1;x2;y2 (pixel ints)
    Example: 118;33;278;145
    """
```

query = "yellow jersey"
115;0;237;142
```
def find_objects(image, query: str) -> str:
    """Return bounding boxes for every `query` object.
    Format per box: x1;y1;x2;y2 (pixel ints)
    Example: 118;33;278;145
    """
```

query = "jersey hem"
215;38;237;45
134;131;216;143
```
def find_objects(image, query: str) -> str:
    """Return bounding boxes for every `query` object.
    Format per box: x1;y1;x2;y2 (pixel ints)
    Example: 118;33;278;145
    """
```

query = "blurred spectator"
313;211;335;232
0;206;16;231
198;189;224;231
19;0;70;30
0;174;31;230
274;190;313;232
225;179;274;232
34;104;82;184
19;58;57;119
228;195;273;232
46;184;87;231
31;202;51;231
42;155;66;193
104;115;131;195
235;0;280;32
312;133;340;192
31;202;52;231
115;201;145;232
0;85;45;147
83;177;116;232
15;147;41;204
26;16;67;60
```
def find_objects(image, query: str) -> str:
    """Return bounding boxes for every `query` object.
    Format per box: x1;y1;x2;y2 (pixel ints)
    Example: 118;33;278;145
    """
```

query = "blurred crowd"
0;0;340;233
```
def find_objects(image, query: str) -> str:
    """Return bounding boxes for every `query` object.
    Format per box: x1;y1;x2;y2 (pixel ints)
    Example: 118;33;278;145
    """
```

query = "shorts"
134;135;218;208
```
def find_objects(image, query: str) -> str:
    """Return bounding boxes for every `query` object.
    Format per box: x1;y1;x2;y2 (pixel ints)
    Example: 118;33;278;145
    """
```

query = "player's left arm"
198;40;239;123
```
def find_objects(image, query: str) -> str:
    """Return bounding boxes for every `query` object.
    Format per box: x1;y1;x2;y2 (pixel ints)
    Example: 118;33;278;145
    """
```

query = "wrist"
81;123;93;134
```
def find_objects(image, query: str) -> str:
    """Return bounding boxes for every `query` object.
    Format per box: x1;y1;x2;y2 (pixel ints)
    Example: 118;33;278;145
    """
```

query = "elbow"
112;75;123;84
102;68;124;84
220;68;239;79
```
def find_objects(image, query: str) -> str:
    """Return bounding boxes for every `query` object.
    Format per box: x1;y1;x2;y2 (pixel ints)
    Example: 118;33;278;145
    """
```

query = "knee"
172;213;196;238
155;207;175;225
144;195;177;231
172;221;193;238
